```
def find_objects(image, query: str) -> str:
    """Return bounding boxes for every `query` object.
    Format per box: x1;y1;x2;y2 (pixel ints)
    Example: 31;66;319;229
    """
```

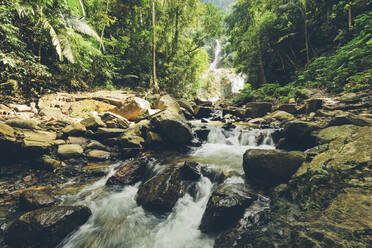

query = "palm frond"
66;16;104;50
16;5;35;18
60;36;75;63
43;19;63;62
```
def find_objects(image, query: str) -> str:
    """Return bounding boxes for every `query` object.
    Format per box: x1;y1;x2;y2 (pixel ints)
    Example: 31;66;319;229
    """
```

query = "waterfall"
209;39;221;71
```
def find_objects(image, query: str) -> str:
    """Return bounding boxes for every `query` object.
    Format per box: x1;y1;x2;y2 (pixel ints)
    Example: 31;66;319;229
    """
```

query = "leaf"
65;16;104;50
43;19;63;62
60;36;75;63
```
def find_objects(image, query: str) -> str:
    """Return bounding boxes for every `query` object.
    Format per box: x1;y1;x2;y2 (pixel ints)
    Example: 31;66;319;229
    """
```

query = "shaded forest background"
0;0;371;103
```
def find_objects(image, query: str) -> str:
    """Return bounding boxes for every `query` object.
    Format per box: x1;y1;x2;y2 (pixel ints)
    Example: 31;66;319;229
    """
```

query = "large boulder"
200;182;257;233
245;102;272;118
136;165;185;212
4;206;91;248
57;144;84;159
194;106;213;119
243;149;306;187
111;96;151;121
155;94;181;114
106;157;149;186
275;121;320;151
313;124;360;144
305;98;323;114
151;110;193;146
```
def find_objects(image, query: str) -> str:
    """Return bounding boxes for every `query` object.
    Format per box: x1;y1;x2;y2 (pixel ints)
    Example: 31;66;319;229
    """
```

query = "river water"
58;125;275;248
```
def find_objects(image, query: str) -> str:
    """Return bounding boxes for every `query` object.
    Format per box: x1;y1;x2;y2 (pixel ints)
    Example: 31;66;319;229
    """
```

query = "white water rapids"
58;126;275;248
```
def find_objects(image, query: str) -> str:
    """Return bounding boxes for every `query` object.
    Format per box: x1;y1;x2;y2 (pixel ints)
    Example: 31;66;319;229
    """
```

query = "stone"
136;165;185;212
155;94;181;114
181;161;201;181
305;98;323;114
150;110;193;146
62;122;86;136
200;182;257;233
41;155;65;170
313;125;360;144
95;127;125;139
5;119;38;129
0;121;16;142
4;206;91;248
275;121;320;151
57;144;84;159
243;149;306;187
67;136;89;145
119;130;145;149
111;96;151;121
54;139;65;145
19;190;59;210
86;150;110;161
177;99;194;114
195;127;210;141
194;106;213;119
22;130;57;154
15;104;32;112
80;116;106;130
245;102;272;118
266;110;295;122
328;113;372;127
145;131;164;147
276;104;297;114
86;140;106;150
106;157;149;186
99;112;130;129
39;107;63;120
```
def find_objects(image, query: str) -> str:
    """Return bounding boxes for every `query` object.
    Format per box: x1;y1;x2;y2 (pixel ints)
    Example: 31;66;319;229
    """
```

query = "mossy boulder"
243;149;306;187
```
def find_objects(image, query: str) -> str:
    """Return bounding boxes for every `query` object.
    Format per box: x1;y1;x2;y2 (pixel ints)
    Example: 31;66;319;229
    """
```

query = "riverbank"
0;89;371;247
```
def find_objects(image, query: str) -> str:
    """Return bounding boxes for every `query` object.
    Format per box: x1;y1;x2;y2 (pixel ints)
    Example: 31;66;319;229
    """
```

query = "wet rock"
276;121;320;151
194;106;213;119
276;104;297;114
151;110;193;146
120;148;142;159
86;150;110;161
136;165;185;212
106;157;149;186
80;116;106;130
245;102;272;118
155;94;181;114
19;190;59;210
200;182;257;233
4;205;91;248
195;127;210;141
57;144;84;159
201;167;226;184
243;149;306;187
62;122;86;136
5;119;38;129
111;96;151;121
305;98;323;114
145;131;164;147
181;161;201;181
327;112;372;127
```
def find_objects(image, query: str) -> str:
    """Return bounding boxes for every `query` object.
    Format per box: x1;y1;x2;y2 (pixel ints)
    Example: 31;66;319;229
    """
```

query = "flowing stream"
58;126;275;248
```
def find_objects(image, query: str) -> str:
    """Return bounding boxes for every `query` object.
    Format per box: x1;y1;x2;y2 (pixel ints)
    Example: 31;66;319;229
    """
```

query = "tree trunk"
99;0;109;52
348;6;352;31
304;19;310;65
152;1;160;94
257;37;267;85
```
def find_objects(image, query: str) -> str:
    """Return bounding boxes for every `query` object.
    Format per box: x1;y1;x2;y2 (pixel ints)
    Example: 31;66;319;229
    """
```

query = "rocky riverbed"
0;90;371;247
